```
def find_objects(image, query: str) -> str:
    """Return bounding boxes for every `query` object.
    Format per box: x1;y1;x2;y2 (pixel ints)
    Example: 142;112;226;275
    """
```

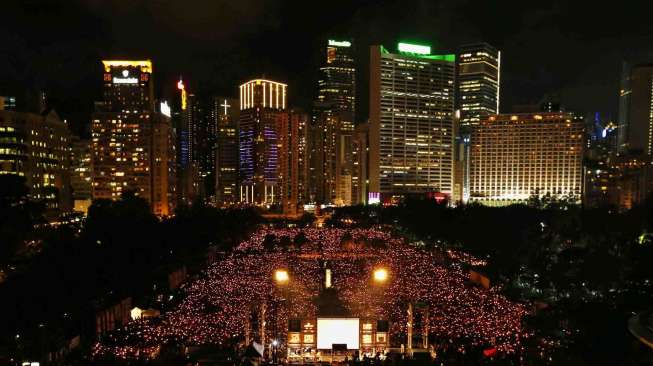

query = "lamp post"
272;339;279;364
272;269;289;363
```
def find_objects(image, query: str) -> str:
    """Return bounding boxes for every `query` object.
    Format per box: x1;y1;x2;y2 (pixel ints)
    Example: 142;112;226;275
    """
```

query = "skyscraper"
293;108;310;206
91;60;176;215
70;136;92;213
469;112;584;205
351;123;369;205
277;110;300;214
457;43;501;128
238;78;287;205
617;64;653;154
213;97;239;206
176;79;202;204
311;39;356;205
369;43;456;201
0;109;72;215
456;43;501;202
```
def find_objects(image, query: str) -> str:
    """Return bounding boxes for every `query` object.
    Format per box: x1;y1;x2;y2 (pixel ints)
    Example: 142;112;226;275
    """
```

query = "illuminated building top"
328;39;351;47
102;60;153;73
395;42;455;62
239;79;287;110
398;42;431;55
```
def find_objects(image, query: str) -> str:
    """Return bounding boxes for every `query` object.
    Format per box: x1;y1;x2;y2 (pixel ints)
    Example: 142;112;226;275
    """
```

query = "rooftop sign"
398;42;431;55
328;40;351;47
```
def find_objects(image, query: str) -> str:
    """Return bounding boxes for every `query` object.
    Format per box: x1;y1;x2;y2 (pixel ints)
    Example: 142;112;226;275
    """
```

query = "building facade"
214;97;239;206
176;79;201;204
311;39;356;206
456;43;501;202
617;64;653;155
293;109;310;206
70;136;92;213
91;60;175;216
457;43;501;128
0;109;72;214
238;79;287;205
351;123;369;205
469;112;584;205
369;43;456;201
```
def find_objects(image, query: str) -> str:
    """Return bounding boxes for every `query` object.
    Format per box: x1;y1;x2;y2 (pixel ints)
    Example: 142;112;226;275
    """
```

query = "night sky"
2;0;653;135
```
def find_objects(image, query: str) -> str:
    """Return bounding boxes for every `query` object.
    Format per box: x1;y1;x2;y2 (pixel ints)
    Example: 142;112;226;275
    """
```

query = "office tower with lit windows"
311;39;356;205
352;123;369;205
213;96;239;206
91;60;175;216
277;110;301;214
617;64;653;155
469;112;584;205
369;43;456;201
191;96;216;181
457;43;500;128
70;136;92;213
175;79;202;204
292;108;310;206
0;109;72;215
152;108;177;215
456;43;500;202
238;78;287;205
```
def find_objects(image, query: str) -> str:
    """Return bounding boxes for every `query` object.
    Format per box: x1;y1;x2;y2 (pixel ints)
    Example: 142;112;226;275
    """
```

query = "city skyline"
2;3;653;365
3;1;653;136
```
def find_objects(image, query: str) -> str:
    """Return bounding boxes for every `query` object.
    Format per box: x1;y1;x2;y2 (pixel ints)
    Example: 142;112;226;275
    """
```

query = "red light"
483;347;497;357
177;80;184;90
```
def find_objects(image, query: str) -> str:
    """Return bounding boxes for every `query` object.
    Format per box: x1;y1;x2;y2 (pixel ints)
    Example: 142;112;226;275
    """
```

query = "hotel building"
91;60;176;216
469;112;584;205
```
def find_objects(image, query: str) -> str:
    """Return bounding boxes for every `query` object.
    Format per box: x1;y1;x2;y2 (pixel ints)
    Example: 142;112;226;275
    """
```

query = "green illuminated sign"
328;40;351;47
398;42;431;55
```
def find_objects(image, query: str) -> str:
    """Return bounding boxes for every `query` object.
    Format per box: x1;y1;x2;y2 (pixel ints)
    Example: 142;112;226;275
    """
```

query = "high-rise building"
177;79;204;204
351;123;369;205
310;104;338;204
70;136;92;213
617;64;653;155
191;96;216;181
469;112;584;205
311;39;356;206
278;110;300;214
293;108;310;206
213;96;239;206
457;43;501;128
606;155;653;210
456;43;500;202
91;60;176;216
238;78;287;205
369;43;456;201
0;109;72;215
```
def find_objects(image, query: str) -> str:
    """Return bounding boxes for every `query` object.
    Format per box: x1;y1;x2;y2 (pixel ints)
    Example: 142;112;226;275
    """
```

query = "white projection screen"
317;318;360;349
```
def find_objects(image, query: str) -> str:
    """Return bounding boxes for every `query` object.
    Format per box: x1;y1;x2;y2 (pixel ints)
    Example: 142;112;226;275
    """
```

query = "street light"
274;269;289;284
373;268;388;283
271;339;279;364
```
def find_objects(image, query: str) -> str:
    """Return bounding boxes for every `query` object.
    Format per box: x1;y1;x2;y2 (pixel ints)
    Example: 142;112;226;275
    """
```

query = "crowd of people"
93;228;530;361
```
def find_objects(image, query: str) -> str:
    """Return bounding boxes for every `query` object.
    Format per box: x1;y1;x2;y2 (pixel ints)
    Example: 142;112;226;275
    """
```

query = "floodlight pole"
261;302;266;353
407;303;413;353
422;307;429;349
